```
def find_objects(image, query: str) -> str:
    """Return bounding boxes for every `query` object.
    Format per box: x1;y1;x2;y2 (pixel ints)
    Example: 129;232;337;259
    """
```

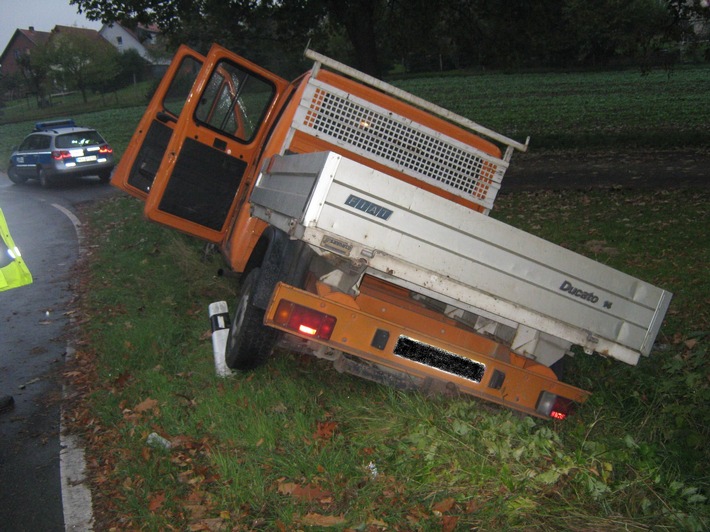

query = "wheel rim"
228;290;250;353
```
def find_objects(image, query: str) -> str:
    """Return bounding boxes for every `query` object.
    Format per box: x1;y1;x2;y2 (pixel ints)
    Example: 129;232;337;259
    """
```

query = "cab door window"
194;60;275;143
163;56;203;118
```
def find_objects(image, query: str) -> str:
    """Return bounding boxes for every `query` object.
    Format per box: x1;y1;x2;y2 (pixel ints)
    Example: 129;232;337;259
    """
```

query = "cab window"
163;56;203;117
194;59;275;143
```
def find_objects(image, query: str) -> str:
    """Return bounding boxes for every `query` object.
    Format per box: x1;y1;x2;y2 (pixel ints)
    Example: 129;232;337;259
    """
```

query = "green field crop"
2;65;709;174
392;66;710;149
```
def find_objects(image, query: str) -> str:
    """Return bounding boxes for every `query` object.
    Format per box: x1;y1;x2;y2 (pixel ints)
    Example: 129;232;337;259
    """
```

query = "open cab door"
112;45;205;198
115;44;289;243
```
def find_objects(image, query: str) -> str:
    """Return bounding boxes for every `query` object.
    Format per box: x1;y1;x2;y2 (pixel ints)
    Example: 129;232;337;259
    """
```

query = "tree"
70;0;388;77
115;48;149;86
15;42;53;107
70;0;709;76
47;30;121;103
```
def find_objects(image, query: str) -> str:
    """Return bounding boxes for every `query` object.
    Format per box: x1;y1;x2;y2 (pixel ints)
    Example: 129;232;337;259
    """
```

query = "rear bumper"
265;280;590;419
46;160;115;179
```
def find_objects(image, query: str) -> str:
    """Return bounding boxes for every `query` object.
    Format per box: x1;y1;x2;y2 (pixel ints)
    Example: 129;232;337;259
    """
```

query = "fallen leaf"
442;515;459;532
277;480;332;502
433;497;455;513
189;518;226;531
314;420;338;440
185;504;208;519
135;397;159;413
277;481;297;495
148;492;166;512
300;512;346;526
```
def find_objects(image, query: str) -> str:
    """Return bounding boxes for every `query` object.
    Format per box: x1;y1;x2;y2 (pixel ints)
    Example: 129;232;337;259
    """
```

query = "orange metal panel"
265;280;590;418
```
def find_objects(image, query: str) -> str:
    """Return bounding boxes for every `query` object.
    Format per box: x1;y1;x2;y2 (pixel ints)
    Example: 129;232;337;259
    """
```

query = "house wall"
99;25;151;61
0;31;41;76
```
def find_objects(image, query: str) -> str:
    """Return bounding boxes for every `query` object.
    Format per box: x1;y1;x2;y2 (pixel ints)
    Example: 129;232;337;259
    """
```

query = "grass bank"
69;187;708;530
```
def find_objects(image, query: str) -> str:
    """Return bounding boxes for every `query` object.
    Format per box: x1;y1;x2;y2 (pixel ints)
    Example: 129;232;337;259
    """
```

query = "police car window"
21;135;40;150
56;131;104;149
37;136;51;149
194;59;275;143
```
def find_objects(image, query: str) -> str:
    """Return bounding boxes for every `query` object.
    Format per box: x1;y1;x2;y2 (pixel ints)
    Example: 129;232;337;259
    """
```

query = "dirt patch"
502;148;709;191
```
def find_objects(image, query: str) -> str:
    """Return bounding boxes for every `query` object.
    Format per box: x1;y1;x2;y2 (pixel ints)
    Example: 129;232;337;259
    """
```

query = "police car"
7;119;115;187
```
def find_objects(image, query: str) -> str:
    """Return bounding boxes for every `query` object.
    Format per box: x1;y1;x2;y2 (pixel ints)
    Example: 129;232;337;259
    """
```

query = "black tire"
225;267;279;370
38;168;52;188
7;166;27;185
99;170;112;183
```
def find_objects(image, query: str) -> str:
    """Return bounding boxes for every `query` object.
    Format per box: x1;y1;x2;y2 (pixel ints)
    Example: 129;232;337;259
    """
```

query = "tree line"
70;0;709;77
3;0;708;110
0;30;148;108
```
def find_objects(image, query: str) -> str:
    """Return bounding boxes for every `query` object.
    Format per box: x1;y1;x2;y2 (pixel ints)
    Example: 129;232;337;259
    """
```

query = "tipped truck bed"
251;151;672;366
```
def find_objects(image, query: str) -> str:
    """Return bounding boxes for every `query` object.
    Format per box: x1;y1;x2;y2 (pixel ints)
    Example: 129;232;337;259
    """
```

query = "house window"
116;36;123;45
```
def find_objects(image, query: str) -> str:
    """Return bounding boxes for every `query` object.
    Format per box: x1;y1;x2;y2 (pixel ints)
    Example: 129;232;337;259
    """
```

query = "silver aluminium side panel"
251;152;672;365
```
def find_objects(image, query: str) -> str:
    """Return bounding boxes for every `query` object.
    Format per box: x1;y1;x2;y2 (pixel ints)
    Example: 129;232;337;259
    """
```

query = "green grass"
72;187;708;530
0;80;152;125
392;66;710;149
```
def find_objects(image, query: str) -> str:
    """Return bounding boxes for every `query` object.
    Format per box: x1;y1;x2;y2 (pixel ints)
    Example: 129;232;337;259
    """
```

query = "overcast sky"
0;0;101;55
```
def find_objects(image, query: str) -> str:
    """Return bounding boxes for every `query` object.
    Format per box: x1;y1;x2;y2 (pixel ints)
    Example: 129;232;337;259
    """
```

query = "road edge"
52;203;96;531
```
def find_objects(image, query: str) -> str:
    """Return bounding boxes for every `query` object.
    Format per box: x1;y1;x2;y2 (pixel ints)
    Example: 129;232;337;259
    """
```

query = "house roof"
51;25;102;40
1;27;51;66
17;28;52;46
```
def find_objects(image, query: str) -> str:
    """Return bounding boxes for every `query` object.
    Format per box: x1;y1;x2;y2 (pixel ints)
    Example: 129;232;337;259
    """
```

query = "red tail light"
274;300;337;340
51;150;71;160
99;145;113;154
536;391;575;420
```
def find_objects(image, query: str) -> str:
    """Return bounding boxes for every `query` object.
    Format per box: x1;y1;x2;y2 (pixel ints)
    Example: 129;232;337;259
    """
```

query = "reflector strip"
394;336;485;382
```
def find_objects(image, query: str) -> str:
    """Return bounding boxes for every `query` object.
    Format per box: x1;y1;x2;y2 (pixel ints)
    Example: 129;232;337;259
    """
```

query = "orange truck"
112;45;672;419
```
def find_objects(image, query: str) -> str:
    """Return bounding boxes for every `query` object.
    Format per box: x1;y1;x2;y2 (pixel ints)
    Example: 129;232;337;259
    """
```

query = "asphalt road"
0;174;117;531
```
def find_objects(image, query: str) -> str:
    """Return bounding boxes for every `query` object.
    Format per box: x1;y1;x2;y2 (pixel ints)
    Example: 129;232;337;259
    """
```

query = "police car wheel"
8;166;27;185
38;169;52;188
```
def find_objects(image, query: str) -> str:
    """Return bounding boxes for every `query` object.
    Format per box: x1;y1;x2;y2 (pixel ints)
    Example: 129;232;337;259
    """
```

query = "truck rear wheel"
225;267;279;370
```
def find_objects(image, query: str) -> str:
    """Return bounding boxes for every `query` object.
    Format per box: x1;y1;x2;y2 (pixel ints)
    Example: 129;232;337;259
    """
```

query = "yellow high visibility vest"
0;208;33;291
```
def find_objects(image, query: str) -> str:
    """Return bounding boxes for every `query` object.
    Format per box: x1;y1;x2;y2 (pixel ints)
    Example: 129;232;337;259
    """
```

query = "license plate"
394;336;485;382
76;156;97;163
